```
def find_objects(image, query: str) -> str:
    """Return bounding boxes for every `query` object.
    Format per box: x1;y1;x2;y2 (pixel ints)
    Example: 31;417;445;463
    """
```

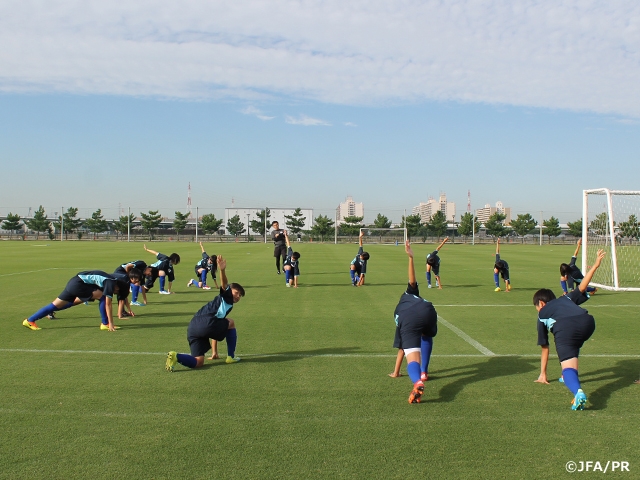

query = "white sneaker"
159;290;170;295
202;286;211;290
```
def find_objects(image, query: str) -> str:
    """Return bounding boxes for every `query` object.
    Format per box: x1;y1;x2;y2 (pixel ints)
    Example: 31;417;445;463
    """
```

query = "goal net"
583;188;640;291
359;228;408;245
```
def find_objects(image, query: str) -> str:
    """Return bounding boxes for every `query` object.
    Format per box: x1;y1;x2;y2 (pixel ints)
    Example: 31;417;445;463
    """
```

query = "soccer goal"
359;228;408;245
583;188;640;291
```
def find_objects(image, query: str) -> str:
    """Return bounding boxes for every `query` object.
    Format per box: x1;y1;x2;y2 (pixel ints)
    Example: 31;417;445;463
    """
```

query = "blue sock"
159;276;166;291
560;280;568;293
28;303;58;322
177;353;197;368
562;368;581;395
131;284;139;302
226;329;237;358
426;271;432;285
200;271;207;285
350;269;355;282
99;296;108;325
421;336;433;374
494;273;500;287
407;361;421;383
587;286;596;293
285;269;291;283
191;279;201;288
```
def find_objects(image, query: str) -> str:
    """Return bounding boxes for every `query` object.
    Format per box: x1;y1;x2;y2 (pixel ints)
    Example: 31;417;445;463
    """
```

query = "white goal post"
359;227;408;244
582;188;640;291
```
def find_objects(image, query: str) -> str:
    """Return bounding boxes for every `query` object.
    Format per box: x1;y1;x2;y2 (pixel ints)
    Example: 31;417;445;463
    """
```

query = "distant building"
476;201;512;225
413;194;456;223
336;196;364;225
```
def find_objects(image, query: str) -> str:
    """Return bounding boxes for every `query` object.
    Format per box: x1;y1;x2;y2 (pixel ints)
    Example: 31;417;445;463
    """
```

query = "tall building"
412;194;456;223
476;201;512;225
336;196;364;225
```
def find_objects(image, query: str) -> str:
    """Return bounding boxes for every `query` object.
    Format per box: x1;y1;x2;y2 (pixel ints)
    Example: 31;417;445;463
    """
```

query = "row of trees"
4;206;639;243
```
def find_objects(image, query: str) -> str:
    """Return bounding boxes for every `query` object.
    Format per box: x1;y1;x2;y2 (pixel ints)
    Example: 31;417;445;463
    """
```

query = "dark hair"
128;268;143;283
209;255;217;269
292;252;300;260
427;256;437;266
533;288;556;306
361;252;370;261
560;263;570;276
169;253;180;264
272;221;279;226
494;260;506;270
229;283;245;297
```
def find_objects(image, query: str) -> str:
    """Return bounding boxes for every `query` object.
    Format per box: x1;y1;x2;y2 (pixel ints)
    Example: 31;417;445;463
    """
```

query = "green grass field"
1;240;638;479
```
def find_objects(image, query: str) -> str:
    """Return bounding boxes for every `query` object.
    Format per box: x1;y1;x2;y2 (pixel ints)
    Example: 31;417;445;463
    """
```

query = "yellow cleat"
100;324;121;330
225;356;241;364
494;287;501;292
23;319;41;331
166;351;177;372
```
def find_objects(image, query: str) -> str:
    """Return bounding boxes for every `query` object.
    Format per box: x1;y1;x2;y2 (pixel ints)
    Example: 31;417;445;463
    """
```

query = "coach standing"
271;221;287;275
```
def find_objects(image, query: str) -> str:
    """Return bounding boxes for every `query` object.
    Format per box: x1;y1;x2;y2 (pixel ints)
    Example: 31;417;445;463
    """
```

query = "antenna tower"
187;182;192;218
467;190;471;213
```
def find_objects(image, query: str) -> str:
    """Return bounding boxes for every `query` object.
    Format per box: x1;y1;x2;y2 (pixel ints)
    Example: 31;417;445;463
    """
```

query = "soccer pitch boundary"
2;348;639;359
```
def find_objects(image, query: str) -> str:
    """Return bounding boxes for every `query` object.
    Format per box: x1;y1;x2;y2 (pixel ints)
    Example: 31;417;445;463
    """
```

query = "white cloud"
344;122;357;127
241;105;275;120
285;114;331;126
1;1;640;116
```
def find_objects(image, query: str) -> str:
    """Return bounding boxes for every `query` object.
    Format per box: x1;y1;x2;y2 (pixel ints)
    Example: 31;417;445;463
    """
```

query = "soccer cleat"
131;301;145;306
100;324;121;330
277;270;281;275
166;351;177;372
187;280;193;287
23;319;41;331
408;381;425;404
559;377;564;383
159;290;170;295
225;356;241;364
572;389;587;410
420;372;428;382
427;284;432;288
286;283;291;288
47;312;56;319
202;286;211;290
494;287;501;292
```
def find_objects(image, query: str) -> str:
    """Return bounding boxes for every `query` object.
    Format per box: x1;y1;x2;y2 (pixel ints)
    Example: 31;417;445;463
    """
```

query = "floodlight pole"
334;209;338;245
539;211;543;246
195;207;198;243
127;207;131;242
246;213;250;242
264;206;268;244
61;207;64;241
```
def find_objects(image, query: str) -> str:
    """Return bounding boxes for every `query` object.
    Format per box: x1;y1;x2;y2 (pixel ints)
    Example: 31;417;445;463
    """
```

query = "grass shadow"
239;346;363;364
579;359;640;410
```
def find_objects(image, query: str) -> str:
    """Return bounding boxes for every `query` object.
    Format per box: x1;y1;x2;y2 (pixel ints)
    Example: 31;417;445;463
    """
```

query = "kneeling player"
560;239;597;295
283;232;301;288
165;255;245;371
350;231;370;286
144;244;180;294
393;241;438;403
493;238;511;292
534;249;606;410
22;269;142;332
187;242;218;290
115;259;152;312
426;237;449;289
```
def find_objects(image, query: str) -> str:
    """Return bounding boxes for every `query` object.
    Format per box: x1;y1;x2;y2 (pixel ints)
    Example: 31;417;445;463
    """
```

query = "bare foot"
388;372;402;378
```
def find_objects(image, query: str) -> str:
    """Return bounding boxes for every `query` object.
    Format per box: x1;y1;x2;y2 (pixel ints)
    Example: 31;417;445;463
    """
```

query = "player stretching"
144;244;180;294
115;259;154;310
165;255;245;371
22;269;142;332
283;231;301;288
560;239;597;295
426;237;449;289
392;240;438;403
271;221;287;275
350;231;370;286
493;238;511;292
534;249;606;410
187;242;218;290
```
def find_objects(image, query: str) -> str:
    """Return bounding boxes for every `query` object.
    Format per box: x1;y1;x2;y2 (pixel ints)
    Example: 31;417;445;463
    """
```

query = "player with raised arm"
534;249;606;410
271;221;287;275
166;255;245;371
187;242;218;290
22;269;142;332
392;240;438;403
426;237;449;289
350;231;370;286
144;244;180;294
283;231;301;288
560;239;597;295
493;238;511;292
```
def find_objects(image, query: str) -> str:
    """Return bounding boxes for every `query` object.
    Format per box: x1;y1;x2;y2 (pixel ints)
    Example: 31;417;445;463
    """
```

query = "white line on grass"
437;304;640;308
0;348;638;358
437;315;496;356
0;268;76;277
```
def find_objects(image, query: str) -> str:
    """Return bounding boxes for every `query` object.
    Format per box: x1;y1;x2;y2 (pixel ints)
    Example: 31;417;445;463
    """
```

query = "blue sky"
1;0;639;224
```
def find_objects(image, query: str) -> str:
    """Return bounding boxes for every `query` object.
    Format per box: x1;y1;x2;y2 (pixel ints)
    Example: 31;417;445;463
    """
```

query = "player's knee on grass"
195;356;205;368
